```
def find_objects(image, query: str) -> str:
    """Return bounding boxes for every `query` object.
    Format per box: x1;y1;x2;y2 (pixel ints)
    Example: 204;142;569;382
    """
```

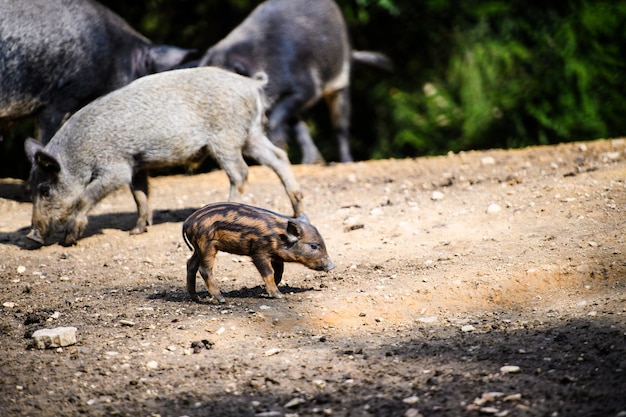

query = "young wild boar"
182;202;335;302
25;67;303;246
0;0;193;143
199;0;392;164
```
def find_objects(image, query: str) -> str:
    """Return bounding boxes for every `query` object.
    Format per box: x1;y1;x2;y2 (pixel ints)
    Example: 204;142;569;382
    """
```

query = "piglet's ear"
35;150;61;175
283;220;303;245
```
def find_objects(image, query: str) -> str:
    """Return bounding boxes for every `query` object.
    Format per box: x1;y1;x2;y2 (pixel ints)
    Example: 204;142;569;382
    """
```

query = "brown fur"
182;202;334;302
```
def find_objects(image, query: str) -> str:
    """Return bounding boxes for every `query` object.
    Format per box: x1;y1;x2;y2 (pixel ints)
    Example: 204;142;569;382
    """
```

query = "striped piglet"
183;202;334;302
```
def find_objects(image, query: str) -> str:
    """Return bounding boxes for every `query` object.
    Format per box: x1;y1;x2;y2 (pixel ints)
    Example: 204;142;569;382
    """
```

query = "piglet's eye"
309;243;319;251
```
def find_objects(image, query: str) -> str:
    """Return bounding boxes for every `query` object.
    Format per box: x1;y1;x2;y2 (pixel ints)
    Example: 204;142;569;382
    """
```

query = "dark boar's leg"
130;169;152;235
325;87;353;163
252;254;282;299
294;121;324;164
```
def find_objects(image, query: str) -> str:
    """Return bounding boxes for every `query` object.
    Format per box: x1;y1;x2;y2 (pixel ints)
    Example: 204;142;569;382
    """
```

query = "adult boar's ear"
282;220;303;245
24;138;43;164
148;45;196;72
35;151;61;175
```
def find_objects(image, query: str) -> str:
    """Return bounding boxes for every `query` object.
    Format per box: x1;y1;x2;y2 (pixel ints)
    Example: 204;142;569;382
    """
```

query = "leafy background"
2;0;625;177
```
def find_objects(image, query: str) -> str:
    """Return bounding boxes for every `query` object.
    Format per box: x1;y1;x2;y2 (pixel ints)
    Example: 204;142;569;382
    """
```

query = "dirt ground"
0;139;625;417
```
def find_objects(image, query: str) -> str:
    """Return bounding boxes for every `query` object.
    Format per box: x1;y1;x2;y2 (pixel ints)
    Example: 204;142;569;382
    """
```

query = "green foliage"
378;0;626;157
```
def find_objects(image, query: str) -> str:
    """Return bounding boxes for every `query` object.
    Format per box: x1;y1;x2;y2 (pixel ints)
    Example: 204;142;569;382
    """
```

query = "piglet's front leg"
253;255;282;299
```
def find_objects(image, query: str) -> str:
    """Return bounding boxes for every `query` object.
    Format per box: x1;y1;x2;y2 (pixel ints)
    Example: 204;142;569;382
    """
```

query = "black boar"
0;0;193;143
199;0;391;164
25;67;303;246
182;202;335;302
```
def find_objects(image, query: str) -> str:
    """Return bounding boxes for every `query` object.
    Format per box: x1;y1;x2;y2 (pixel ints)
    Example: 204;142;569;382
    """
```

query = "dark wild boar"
199;0;391;164
0;0;193;143
182;202;335;302
25;67;303;246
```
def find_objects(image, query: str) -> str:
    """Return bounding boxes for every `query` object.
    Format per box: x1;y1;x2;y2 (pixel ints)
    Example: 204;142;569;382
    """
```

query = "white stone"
32;327;77;349
284;397;306;408
17;265;26;274
500;365;521;374
264;348;281;356
146;360;159;370
417;316;437;324
481;156;496;166
402;395;420;405
431;191;444;201
461;325;475;332
486;203;502;214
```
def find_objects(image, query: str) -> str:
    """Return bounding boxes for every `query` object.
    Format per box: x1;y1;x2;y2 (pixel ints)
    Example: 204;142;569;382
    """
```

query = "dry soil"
0;139;625;417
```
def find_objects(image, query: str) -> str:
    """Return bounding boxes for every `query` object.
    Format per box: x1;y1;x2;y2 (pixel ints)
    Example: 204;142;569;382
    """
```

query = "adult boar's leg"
130;169;152;235
63;202;90;246
244;131;303;217
325;87;353;163
267;88;324;165
64;167;129;245
217;151;249;203
294;121;324;164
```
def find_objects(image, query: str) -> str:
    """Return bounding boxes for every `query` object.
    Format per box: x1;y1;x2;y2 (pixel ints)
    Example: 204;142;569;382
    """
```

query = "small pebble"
500;365;521;374
417;316;437;324
461;325;475;332
431;191;444;201
119;320;135;327
481;156;496;165
3;302;15;308
284;397;306;408
404;408;423;417
486;203;502;214
402;395;420;405
503;393;522;402
146;360;159;370
264;348;281;356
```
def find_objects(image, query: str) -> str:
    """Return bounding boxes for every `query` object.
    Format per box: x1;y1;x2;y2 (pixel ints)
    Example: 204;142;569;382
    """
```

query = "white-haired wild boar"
24;67;303;246
182;202;335;302
199;0;392;164
0;0;193;143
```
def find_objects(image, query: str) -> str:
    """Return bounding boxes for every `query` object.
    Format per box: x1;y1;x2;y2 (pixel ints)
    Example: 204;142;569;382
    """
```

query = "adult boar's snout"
26;228;44;245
